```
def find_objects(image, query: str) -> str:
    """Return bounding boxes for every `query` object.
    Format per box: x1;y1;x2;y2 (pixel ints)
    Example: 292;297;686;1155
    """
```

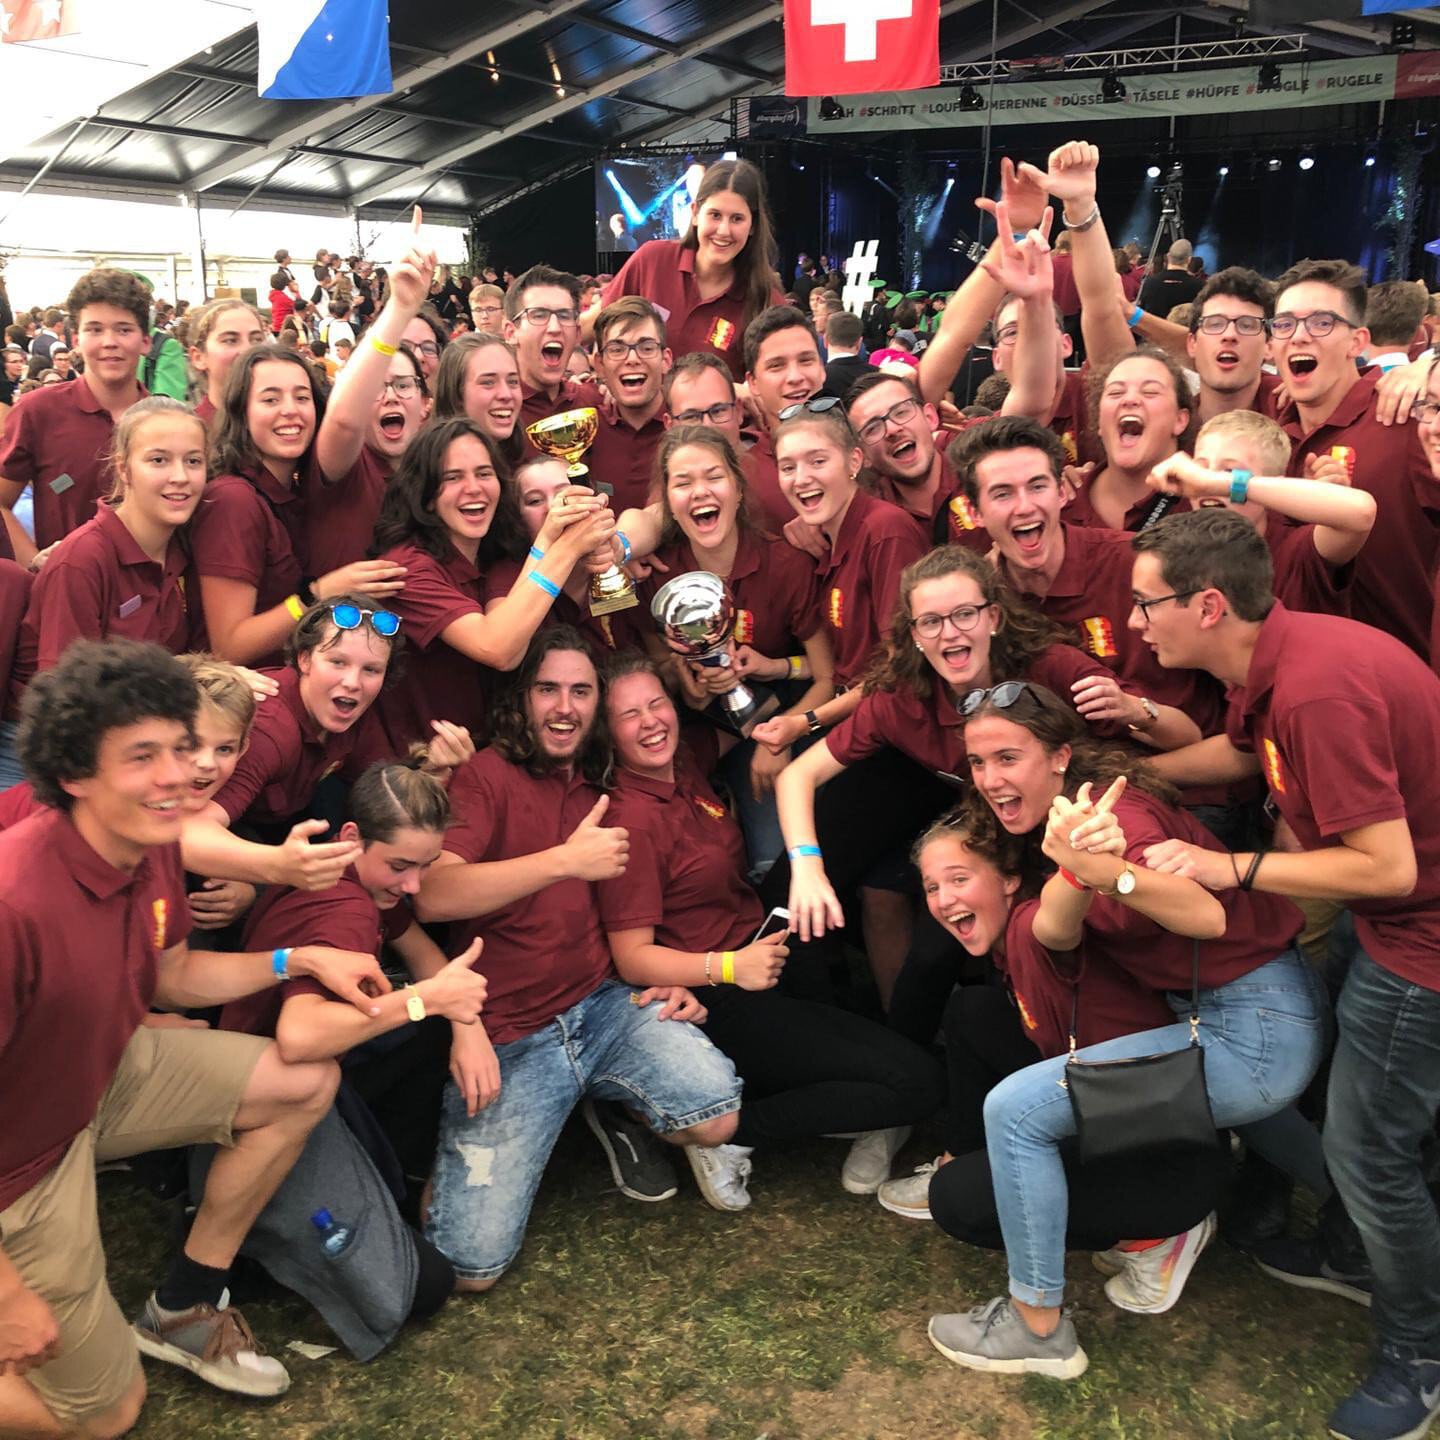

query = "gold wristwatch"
405;984;426;1022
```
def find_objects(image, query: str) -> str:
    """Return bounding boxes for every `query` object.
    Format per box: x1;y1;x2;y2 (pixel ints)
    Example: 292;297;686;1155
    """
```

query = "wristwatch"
1128;696;1160;732
1100;862;1137;898
804;709;823;734
404;984;426;1022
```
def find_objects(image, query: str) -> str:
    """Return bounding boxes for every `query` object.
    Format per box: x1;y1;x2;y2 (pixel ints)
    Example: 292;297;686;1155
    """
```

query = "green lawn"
101;1125;1370;1440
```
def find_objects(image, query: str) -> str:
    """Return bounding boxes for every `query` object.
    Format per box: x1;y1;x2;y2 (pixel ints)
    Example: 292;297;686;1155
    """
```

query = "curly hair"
911;802;1039;902
863;546;1069;699
487;625;613;787
283;592;405;692
1086;344;1195;460
67;267;151;332
18;639;198;810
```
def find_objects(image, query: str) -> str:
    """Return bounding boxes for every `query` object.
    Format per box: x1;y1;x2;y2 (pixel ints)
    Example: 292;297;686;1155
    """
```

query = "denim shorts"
427;979;742;1281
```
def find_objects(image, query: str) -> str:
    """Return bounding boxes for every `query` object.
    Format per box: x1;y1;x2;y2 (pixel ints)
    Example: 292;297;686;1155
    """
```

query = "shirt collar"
95;503;182;575
616;765;677;802
273;667;327;747
1238;601;1291;717
50;808;158;901
825;487;875;571
1276;370;1376;437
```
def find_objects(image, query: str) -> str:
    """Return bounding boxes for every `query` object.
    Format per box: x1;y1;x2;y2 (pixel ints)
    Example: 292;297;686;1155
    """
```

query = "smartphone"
753;906;790;942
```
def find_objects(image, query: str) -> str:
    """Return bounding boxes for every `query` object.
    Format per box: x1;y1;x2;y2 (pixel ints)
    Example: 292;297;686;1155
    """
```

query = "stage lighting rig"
959;83;984;111
1258;62;1282;92
1102;72;1126;102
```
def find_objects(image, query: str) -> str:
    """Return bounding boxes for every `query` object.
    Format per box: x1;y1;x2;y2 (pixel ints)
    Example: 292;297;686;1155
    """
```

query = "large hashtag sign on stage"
810;0;913;62
841;239;880;316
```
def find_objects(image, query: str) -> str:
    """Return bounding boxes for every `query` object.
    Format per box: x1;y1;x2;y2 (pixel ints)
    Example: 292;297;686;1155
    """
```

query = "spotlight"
1298;155;1315;171
1218;164;1230;177
959;82;984;112
1146;164;1162;179
1258;62;1282;92
1364;152;1377;168
1393;18;1416;46
1267;157;1282;171
1102;71;1126;102
819;96;844;120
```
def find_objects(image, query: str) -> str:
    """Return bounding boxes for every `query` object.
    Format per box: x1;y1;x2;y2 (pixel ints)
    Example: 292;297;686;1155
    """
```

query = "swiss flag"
784;0;940;97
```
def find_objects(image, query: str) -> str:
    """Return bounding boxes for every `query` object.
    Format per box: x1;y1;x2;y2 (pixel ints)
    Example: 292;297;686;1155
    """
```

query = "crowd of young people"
2;139;1440;1440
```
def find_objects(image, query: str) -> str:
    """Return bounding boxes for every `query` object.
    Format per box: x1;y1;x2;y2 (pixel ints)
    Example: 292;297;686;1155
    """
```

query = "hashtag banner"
784;0;939;97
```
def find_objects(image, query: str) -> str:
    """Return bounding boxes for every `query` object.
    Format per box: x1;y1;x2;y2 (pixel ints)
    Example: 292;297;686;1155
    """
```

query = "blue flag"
257;0;391;101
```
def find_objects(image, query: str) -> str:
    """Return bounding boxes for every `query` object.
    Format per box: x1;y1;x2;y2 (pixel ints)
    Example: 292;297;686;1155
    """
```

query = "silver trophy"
651;571;780;739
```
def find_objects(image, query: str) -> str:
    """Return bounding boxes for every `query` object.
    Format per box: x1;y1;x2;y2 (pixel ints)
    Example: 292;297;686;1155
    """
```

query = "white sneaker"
1104;1213;1216;1315
685;1143;753;1212
841;1125;912;1195
877;1158;940;1221
1091;1245;1127;1277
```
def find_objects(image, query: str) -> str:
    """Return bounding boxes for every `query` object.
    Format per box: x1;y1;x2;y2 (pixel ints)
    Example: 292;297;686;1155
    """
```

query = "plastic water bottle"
311;1208;353;1258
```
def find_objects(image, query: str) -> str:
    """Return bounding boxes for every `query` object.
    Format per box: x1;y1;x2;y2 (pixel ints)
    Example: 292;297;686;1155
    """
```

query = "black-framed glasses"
1269;310;1354;340
599;337;663;362
410;341;440;358
856;396;922;443
1133;588;1201;620
1411;398;1440;424
330;603;401;637
380;376;422;397
994;323;1020;347
1192;314;1269;337
778;395;842;422
910;602;990;640
959;680;1035;716
672;401;737;425
520;305;579;327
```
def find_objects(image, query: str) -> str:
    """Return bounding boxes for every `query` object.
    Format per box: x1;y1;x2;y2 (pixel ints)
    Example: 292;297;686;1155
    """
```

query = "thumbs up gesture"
418;937;488;1024
563;794;629;880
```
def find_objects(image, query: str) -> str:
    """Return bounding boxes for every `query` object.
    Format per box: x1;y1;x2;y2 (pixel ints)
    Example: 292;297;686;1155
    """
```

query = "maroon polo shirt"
641;528;819;662
1252;369;1284;421
6;506;200;717
0;780;39;831
1265;522;1350;619
213;666;388;827
0;561;31;711
597;747;762;954
220;866;412;1037
0;809;190;1209
0;375;143;549
1049;370;1102;468
875;447;989;555
1226;602;1440;990
518;377;602;457
194;396;217;427
304;444;390;578
999;897;1173;1060
486;556;648;656
373;540;490;751
1086;788;1302;991
741;431;790;534
441;747;612;1045
583;399;666;513
601;241;783;381
1275;370;1438;660
1063;475;1191;533
819;488;927;690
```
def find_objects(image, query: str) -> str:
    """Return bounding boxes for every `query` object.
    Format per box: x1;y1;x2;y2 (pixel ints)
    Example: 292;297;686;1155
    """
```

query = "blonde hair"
1196;409;1291;477
107;396;209;504
180;653;257;741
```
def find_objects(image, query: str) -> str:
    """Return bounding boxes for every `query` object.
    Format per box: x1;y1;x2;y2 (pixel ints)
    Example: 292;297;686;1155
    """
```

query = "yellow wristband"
370;334;398;357
787;655;805;679
284;593;306;621
720;951;736;984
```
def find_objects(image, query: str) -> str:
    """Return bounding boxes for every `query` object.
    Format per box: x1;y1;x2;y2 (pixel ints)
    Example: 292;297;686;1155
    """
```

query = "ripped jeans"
426;980;742;1281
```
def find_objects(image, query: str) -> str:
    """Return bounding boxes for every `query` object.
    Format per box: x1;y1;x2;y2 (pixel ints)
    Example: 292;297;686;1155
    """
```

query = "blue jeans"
427;979;741;1281
984;947;1326;1306
1325;946;1440;1357
0;719;24;792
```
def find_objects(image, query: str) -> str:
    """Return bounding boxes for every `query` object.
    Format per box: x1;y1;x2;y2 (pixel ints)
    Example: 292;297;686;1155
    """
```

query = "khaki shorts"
0;1024;266;1426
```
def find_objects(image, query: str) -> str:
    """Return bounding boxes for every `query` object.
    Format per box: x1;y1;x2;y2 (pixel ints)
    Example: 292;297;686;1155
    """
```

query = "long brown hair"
864;546;1068;699
212;343;325;478
680;159;779;340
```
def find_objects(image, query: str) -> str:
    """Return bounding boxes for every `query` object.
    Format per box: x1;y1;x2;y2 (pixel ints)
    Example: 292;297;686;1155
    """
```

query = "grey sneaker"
841;1126;912;1195
928;1297;1089;1380
133;1289;290;1397
685;1143;754;1212
877;1158;939;1221
581;1099;678;1202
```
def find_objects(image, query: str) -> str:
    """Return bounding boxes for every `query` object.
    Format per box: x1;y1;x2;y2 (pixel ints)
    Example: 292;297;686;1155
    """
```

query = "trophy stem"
565;461;590;478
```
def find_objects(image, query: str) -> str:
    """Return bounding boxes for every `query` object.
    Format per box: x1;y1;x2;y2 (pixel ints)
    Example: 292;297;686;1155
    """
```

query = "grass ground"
100;1122;1371;1440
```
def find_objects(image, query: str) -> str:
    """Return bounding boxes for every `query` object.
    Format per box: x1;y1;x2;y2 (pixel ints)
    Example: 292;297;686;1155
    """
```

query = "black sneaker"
1254;1235;1372;1307
1220;1150;1293;1251
581;1099;678;1202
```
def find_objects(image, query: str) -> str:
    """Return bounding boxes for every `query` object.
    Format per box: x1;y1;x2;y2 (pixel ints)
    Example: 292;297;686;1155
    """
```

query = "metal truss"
939;32;1308;83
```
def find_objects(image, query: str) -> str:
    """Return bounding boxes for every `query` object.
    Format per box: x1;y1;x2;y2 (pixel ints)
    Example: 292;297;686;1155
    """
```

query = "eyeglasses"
1269;310;1355;340
329;603;401;637
994;323;1020;347
600;337;663;362
472;305;503;320
1133;588;1201;619
778;395;842;422
672;401;737;425
1411;398;1440;424
411;341;440;358
1192;314;1269;337
520;306;579;327
909;602;990;639
380;376;422;397
856;396;921;444
959;680;1035;716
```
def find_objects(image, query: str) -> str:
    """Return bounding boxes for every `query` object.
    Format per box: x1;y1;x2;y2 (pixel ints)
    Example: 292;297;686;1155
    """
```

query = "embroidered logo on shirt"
828;587;844;629
1060;430;1078;464
947;495;980;533
708;318;736;351
1263;737;1286;794
152;898;168;950
1015;991;1038;1032
695;797;727;821
733;608;755;644
1328;445;1356;480
1079;616;1117;658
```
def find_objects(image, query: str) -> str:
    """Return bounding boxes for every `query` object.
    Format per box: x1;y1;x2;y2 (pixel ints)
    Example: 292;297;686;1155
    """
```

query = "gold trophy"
525;407;638;616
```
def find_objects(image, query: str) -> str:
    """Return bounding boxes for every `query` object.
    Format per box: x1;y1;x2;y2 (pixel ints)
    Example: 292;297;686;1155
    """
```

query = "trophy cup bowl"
651;571;780;739
526;407;637;615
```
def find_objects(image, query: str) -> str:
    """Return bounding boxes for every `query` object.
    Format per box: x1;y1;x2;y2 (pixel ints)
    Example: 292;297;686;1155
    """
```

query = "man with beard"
416;628;741;1289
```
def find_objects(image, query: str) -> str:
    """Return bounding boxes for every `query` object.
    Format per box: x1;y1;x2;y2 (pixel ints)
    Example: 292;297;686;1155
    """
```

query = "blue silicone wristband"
1229;468;1252;505
1127;304;1144;328
272;947;292;980
615;530;633;563
528;544;545;562
527;570;561;599
788;844;822;860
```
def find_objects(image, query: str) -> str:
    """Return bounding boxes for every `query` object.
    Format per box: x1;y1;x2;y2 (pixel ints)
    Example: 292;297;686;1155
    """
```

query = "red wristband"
1058;867;1089;892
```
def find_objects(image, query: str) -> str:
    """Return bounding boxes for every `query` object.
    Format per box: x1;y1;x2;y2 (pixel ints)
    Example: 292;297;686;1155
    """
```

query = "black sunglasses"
958;680;1035;717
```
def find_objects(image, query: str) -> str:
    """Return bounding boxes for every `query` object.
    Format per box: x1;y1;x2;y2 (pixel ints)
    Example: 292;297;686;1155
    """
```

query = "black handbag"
1061;940;1221;1165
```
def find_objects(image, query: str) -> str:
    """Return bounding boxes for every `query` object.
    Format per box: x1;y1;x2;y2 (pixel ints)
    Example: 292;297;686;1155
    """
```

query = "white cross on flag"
784;0;938;96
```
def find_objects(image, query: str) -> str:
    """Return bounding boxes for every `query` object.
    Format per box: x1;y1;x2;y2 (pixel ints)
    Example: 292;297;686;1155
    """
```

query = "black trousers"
702;987;944;1147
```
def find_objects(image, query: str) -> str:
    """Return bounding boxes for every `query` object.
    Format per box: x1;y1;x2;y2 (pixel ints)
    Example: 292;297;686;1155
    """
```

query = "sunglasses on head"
778;395;843;422
330;603;401;638
958;680;1035;717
